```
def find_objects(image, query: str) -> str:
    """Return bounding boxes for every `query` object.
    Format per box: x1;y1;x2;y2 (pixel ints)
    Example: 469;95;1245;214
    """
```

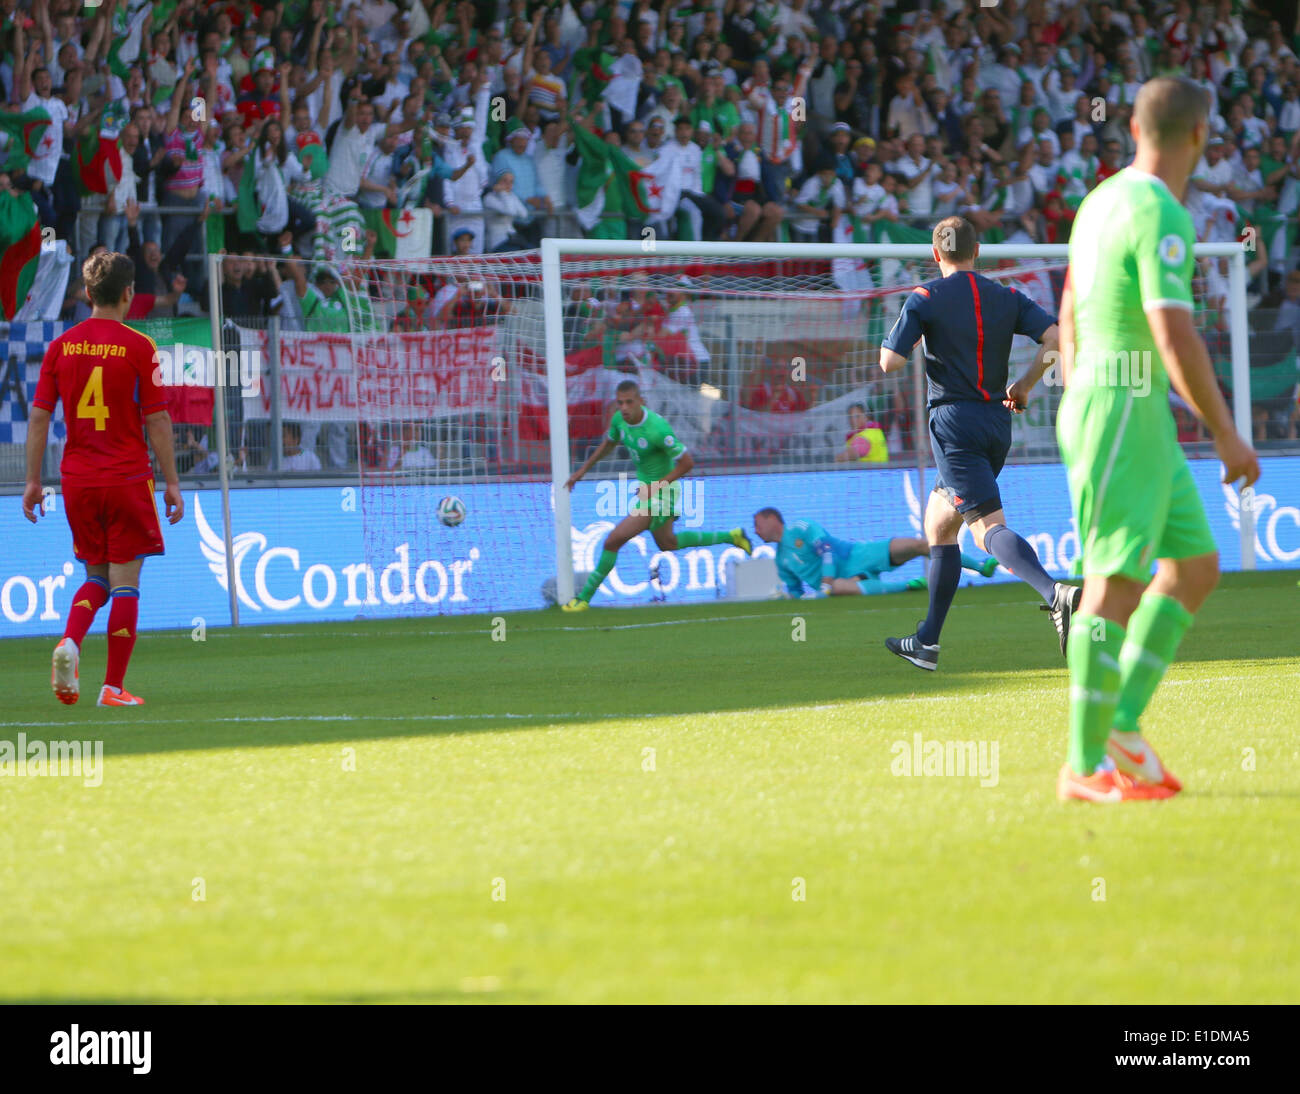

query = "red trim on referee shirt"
913;286;930;297
966;272;988;399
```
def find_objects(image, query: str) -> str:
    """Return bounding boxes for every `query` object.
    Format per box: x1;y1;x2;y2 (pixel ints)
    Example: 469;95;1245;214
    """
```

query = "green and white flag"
107;2;153;79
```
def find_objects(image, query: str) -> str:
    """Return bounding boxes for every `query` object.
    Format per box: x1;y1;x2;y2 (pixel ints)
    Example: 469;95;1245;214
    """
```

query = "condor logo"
194;495;479;610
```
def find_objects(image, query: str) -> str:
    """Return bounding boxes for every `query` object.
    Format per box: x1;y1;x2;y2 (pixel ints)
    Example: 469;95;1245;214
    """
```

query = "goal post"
539;238;1256;608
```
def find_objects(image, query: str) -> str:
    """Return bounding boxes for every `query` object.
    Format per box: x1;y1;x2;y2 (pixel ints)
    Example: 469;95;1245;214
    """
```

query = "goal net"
247;240;1251;617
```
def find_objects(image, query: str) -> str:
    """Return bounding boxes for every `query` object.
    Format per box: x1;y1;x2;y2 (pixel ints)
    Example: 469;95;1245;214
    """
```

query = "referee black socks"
917;545;962;646
982;524;1058;604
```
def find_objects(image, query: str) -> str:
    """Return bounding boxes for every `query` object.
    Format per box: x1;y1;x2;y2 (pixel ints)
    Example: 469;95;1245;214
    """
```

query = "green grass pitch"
1;571;1297;1004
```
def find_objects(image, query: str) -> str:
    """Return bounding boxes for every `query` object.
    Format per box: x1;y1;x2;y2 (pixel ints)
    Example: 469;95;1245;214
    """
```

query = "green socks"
1067;614;1126;775
1113;592;1193;735
578;532;736;602
579;548;619;602
673;530;732;548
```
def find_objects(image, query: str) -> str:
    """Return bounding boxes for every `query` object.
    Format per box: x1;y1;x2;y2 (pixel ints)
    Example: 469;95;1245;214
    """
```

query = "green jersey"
1068;167;1196;401
607;408;687;484
1058;167;1215;581
301;285;350;332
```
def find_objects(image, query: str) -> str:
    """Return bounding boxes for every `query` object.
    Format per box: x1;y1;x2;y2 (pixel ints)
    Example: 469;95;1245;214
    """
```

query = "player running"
1055;77;1259;803
878;215;1072;671
561;379;751;609
752;507;998;598
22;252;184;707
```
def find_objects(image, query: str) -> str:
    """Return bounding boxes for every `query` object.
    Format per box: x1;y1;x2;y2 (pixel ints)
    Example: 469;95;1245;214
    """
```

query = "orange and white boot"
51;638;80;705
1106;730;1182;793
1057;758;1177;802
97;685;145;707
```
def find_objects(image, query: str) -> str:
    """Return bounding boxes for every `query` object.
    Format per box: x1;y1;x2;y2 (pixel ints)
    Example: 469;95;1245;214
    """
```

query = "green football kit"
1057;167;1214;777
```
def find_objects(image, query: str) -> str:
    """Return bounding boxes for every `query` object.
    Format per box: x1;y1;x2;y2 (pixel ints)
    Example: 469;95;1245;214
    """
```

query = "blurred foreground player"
1055;77;1259;802
23;252;185;706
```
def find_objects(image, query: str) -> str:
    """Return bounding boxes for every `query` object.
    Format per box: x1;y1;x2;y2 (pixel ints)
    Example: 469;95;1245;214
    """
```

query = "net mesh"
333;247;1072;610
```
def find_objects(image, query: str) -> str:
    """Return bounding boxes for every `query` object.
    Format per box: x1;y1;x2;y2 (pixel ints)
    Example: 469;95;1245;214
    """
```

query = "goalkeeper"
753;507;997;598
561;379;752;610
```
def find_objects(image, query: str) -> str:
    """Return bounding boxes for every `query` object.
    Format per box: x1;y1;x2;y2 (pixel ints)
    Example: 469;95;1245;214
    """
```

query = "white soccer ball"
437;495;467;527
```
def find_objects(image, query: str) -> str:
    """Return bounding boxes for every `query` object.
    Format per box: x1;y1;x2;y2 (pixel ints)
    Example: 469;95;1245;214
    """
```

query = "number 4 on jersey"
76;365;109;431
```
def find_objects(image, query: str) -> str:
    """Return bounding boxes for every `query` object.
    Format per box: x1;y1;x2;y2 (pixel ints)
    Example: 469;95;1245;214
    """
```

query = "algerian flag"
15;236;73;322
377;207;432;258
0;108;53;172
74;131;123;195
569;118;615;232
610;142;665;218
0;189;43;320
107;3;153;79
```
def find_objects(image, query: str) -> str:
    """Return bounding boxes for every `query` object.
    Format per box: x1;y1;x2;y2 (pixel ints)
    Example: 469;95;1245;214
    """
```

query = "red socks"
63;578;110;647
104;587;140;691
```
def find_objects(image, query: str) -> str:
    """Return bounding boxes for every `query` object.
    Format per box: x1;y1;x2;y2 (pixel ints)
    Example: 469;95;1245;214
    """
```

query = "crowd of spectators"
3;0;1299;464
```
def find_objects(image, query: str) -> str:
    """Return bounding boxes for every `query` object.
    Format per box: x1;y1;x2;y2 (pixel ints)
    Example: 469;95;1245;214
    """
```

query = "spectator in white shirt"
790;156;845;241
483;169;531;250
281;422;322;472
101;123;141;255
255;120;313;248
668;115;728;240
891;133;938;218
1026;139;1061;201
357;132;399;210
18;60;71;226
441;83;491;253
886;71;932;141
534;117;576;237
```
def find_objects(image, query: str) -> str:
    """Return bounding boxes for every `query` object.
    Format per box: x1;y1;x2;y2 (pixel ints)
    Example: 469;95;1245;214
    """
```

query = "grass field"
1;570;1297;1004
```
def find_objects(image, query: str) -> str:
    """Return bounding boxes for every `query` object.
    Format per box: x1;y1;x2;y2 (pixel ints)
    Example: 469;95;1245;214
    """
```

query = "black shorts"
929;401;1012;519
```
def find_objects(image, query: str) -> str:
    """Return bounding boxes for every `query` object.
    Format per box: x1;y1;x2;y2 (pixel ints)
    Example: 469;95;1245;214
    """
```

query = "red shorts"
62;478;166;565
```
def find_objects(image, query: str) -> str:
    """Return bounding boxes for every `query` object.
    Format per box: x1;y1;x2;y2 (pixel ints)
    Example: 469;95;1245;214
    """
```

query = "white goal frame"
540;239;1256;607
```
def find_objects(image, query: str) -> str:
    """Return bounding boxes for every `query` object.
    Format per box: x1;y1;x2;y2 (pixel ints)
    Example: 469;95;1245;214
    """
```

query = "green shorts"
1057;386;1217;582
630;480;682;530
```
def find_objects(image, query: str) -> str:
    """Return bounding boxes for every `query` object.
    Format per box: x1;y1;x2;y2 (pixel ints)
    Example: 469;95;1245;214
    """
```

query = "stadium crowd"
3;0;1299;464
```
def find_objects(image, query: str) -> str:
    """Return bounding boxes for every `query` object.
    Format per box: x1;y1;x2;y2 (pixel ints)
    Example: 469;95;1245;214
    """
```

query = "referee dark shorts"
928;400;1012;520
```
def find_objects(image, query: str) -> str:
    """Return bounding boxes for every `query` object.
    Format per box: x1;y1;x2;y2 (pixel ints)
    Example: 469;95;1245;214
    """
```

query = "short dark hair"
932;215;978;263
83;252;135;307
1134;75;1211;147
283;421;302;442
849;402;867;414
755;506;783;522
615;379;640;395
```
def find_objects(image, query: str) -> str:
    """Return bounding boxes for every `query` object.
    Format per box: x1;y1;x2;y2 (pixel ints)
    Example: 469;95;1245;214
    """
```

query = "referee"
878;216;1073;670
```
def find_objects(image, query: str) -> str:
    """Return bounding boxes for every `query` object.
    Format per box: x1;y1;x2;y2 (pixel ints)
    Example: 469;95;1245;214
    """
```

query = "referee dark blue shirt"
882;269;1057;408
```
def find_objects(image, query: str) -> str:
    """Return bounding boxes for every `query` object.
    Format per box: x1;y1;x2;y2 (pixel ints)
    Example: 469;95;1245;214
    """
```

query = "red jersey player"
22;252;184;707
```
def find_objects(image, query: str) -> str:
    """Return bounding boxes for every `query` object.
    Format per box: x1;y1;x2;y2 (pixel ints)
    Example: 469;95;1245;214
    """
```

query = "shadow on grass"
0;571;1295;759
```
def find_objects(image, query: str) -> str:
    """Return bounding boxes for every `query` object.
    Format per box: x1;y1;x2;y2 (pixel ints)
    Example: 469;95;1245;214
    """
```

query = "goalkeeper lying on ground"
752;507;998;598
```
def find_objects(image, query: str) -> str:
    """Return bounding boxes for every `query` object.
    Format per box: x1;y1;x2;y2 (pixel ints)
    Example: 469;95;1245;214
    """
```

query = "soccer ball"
437;495;467;527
